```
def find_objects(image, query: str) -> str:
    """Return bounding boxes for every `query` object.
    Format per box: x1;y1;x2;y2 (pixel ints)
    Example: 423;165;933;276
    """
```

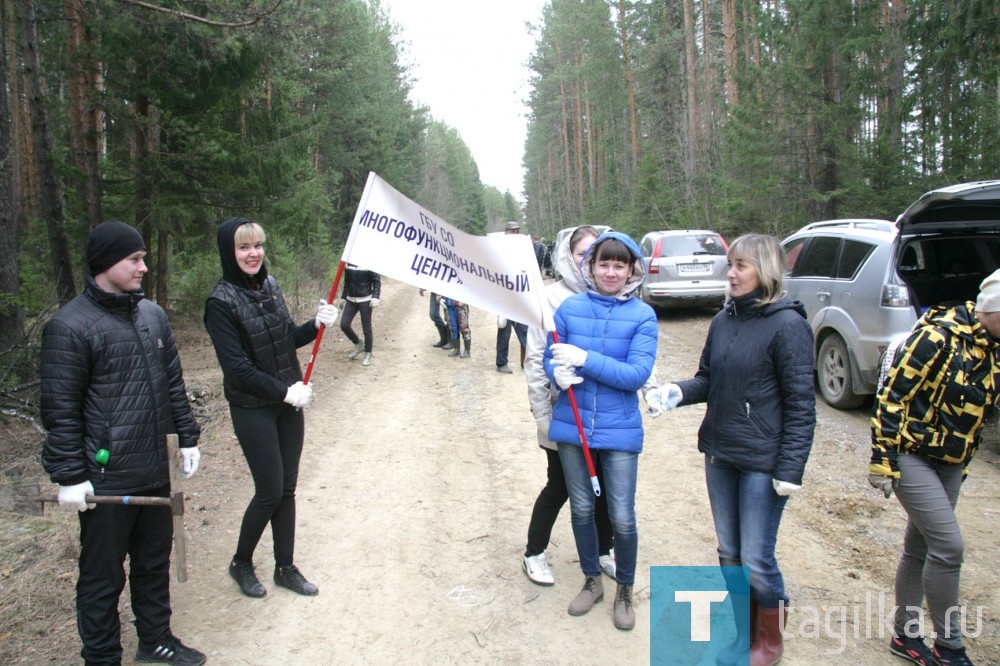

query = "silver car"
639;230;729;309
781;219;916;409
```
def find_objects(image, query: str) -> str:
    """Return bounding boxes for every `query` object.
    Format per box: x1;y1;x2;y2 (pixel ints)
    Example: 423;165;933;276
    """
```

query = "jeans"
496;321;527;367
704;457;789;608
340;299;374;353
893;453;966;649
559;443;638;585
428;292;446;327
525;448;614;558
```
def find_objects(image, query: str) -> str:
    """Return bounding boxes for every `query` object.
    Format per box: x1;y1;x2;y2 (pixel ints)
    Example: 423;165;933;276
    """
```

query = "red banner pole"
551;330;600;496
302;260;346;385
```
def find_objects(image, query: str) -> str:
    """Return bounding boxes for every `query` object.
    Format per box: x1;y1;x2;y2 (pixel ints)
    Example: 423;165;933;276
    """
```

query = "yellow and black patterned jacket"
870;301;1000;478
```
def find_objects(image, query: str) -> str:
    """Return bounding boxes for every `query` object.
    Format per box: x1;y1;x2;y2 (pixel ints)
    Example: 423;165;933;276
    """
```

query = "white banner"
342;172;552;330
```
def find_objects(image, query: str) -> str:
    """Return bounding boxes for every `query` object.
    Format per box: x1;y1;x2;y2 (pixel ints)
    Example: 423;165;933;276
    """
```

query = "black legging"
230;403;304;566
340;299;374;353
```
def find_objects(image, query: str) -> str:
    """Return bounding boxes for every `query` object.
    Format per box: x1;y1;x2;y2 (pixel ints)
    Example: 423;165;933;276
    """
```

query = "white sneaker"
522;553;555;586
600;549;616;579
348;342;364;360
361;353;372;367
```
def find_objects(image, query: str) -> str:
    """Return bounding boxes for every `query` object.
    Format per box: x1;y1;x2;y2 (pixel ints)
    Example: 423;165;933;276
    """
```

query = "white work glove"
283;381;313;409
643;389;665;419
370;298;380;309
535;415;551;437
315;299;339;329
772;479;801;496
552;364;583;390
180;447;201;479
58;480;95;511
550;343;588;368
868;474;894;499
497;316;508;329
646;383;683;412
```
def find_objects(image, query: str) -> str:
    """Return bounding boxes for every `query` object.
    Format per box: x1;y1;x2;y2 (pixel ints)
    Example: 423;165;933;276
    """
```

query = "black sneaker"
274;563;319;596
135;635;205;665
890;635;934;665
229;558;266;598
932;644;975;666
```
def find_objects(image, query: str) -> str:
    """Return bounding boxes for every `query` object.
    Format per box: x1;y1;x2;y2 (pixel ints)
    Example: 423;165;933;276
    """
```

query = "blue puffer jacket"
676;290;815;484
545;232;658;453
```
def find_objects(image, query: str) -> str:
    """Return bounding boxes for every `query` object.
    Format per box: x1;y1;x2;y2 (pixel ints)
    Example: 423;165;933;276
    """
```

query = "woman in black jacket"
204;217;338;598
339;262;382;367
647;233;815;666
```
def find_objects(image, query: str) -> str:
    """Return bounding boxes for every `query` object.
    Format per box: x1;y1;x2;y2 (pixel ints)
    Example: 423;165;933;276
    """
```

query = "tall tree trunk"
683;0;699;200
722;0;738;105
572;55;584;213
131;68;154;296
0;0;24;349
64;0;103;229
19;0;75;304
617;0;638;176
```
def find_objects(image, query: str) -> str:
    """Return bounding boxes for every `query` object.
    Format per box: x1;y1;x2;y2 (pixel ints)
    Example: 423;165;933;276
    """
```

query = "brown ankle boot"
750;606;785;666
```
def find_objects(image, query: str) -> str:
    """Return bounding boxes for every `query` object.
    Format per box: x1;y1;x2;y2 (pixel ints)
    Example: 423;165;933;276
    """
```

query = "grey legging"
893;452;966;649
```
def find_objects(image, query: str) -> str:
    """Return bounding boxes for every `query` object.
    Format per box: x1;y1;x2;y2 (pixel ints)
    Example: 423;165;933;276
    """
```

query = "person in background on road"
204;217;338;600
496;220;529;374
441;294;472;358
421;288;453;350
869;269;1000;666
522;225;617;587
544;231;657;631
338;263;381;368
646;233;815;666
41;220;206;666
533;235;545;271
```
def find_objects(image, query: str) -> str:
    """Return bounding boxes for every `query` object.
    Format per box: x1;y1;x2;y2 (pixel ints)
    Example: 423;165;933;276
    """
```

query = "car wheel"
817;334;865;410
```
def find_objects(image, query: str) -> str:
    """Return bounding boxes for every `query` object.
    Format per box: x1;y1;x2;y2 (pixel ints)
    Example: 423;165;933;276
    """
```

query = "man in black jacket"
41;220;205;666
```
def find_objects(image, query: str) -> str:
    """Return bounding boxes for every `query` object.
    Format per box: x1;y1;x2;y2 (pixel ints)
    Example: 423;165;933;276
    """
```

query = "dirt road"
139;278;1000;663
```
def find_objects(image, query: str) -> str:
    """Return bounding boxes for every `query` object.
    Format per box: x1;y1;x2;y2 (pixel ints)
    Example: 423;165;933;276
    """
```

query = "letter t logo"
674;590;729;641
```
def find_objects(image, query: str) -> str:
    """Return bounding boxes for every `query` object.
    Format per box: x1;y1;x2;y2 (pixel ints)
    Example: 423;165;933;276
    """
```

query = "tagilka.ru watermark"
651;566;986;663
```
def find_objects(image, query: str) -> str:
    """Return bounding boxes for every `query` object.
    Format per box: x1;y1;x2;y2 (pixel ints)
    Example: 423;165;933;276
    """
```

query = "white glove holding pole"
552;364;583;390
497;316;507;329
283;381;313;409
58;480;95;511
550;343;588;368
772;479;801;496
315;299;339;329
180;447;201;479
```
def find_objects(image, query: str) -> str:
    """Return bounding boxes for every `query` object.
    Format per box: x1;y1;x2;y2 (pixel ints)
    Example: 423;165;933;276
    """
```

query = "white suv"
781;219;916;409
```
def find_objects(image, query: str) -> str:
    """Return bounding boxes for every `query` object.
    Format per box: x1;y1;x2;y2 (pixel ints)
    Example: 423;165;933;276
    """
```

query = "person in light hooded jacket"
521;226;616;587
646;233;815;666
543;231;658;631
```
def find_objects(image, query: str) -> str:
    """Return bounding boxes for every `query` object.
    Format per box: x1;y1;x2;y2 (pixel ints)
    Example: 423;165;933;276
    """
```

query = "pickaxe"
0;434;189;582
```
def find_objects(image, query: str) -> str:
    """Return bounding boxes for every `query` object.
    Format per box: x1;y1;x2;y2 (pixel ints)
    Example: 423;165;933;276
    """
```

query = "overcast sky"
379;0;547;199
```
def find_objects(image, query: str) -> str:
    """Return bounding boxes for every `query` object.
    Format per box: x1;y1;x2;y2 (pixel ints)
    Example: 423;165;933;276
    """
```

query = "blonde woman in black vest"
204;217;338;598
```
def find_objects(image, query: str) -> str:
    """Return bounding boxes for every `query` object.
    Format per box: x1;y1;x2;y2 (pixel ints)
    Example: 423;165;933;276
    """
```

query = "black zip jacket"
41;277;200;494
340;263;381;300
677;291;816;484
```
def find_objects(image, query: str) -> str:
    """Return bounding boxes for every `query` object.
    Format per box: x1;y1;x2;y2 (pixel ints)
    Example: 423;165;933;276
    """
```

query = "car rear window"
789;236;875;280
659;234;726;257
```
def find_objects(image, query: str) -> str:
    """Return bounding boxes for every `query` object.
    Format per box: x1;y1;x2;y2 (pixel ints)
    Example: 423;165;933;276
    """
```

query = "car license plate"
679;263;712;274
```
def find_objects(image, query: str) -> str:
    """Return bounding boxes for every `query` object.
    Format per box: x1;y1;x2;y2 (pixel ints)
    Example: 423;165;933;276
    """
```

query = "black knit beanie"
86;220;146;276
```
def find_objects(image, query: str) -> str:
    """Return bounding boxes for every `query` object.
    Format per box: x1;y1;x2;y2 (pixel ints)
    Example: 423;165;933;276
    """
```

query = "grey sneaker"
361;352;372;367
348;342;364;359
568;575;604;616
613;584;635;630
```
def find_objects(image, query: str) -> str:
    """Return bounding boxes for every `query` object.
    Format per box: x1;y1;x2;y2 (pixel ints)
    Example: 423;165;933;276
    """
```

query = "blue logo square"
650;566;750;665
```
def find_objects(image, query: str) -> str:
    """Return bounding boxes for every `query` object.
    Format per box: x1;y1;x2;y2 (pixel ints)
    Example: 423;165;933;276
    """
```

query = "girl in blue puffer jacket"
543;231;658;631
